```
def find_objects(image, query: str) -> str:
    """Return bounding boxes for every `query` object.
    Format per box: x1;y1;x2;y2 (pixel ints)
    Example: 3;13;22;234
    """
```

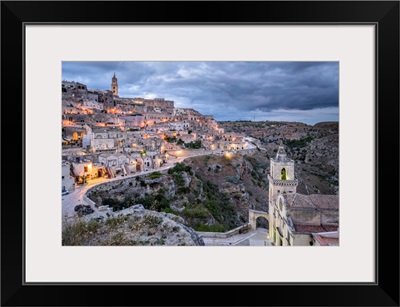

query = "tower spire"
111;72;118;97
276;141;288;161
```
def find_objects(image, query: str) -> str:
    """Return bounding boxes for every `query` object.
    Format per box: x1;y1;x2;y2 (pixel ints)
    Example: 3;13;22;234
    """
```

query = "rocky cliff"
62;205;205;246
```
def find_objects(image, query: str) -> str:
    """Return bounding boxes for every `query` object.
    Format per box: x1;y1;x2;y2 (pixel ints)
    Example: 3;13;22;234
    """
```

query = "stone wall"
197;223;251;238
293;233;312;246
289;209;321;225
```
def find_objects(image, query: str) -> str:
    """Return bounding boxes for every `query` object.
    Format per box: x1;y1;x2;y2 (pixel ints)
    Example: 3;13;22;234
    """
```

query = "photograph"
61;61;339;247
1;0;398;305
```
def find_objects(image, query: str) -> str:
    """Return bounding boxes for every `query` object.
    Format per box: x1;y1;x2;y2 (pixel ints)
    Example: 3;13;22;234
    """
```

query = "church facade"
268;144;339;246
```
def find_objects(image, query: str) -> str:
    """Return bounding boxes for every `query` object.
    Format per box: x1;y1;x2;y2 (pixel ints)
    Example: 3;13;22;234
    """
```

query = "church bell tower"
268;142;298;239
111;72;118;97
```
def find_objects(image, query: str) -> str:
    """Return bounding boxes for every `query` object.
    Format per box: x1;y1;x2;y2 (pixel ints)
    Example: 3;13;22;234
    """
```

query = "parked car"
62;189;70;196
74;204;84;212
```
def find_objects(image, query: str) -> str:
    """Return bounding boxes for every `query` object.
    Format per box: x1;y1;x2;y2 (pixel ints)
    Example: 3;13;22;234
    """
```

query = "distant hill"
219;121;339;194
313;121;339;129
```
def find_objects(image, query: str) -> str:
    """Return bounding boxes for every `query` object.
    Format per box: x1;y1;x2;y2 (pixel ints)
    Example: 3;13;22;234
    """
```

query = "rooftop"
283;193;339;210
312;231;339;246
294;225;339;234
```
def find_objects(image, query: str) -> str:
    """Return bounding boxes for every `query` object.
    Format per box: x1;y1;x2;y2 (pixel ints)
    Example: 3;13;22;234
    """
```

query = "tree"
79;174;88;184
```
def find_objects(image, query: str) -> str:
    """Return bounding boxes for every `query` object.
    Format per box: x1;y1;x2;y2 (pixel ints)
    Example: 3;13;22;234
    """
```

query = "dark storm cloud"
62;61;338;124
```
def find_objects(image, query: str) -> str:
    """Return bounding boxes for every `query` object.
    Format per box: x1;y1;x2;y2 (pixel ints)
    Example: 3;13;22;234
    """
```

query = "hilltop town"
62;73;254;189
62;73;339;247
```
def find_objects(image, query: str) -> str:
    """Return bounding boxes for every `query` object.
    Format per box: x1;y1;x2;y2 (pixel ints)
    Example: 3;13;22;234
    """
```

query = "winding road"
62;150;213;218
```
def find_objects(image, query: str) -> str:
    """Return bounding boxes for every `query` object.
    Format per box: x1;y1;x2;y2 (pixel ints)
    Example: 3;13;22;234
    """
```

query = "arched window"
281;168;287;180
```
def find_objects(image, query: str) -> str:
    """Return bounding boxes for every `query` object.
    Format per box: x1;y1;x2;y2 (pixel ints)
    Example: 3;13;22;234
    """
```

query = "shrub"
148;171;162;179
87;219;100;232
62;219;91;245
184;140;202;149
168;162;191;174
183;205;209;219
161;207;179;215
285;136;314;148
178;186;190;194
226;176;242;184
143;215;163;227
172;172;185;188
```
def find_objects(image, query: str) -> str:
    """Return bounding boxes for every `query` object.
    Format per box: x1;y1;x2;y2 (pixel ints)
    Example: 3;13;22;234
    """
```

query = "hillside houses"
62;74;251;182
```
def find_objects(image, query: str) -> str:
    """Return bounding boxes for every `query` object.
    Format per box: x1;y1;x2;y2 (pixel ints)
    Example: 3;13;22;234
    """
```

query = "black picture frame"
1;1;399;306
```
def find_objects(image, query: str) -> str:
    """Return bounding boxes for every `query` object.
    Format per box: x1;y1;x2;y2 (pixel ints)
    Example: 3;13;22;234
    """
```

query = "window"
281;168;287;180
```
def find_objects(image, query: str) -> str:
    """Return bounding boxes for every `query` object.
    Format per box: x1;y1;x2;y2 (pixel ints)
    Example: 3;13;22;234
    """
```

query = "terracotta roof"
313;232;339;246
322;225;339;232
284;193;338;210
323;237;339;245
308;194;339;210
294;225;326;233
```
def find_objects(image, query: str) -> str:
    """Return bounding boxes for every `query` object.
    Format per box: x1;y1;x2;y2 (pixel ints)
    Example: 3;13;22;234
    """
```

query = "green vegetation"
148;171;162;179
164;135;177;143
204;155;211;164
104;232;133;246
105;215;129;229
62;216;128;246
285;136;314;148
88;159;245;233
143;215;163;227
168;162;192;174
184;140;202;149
183;204;209;219
172;172;185;187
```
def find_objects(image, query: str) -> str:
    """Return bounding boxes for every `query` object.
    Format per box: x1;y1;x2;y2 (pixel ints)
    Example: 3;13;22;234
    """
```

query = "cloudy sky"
62;61;338;125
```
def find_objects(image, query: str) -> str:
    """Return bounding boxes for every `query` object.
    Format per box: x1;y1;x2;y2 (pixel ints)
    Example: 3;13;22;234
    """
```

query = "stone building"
83;126;122;152
98;90;114;109
87;91;99;102
272;193;339;246
62;161;75;192
62;81;88;99
120;114;145;127
144;98;174;111
267;144;339;246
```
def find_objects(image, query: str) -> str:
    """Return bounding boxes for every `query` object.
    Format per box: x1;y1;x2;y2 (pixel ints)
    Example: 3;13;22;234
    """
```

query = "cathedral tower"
111;72;118;97
268;143;298;239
